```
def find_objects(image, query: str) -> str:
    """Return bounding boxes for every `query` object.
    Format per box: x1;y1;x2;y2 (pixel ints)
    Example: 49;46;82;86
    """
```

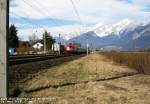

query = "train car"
66;43;77;52
60;45;65;53
66;43;86;54
76;47;86;54
52;43;65;54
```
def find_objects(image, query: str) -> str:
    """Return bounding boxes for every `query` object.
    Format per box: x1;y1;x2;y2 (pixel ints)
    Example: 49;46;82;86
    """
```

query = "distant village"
9;24;61;55
9;24;89;55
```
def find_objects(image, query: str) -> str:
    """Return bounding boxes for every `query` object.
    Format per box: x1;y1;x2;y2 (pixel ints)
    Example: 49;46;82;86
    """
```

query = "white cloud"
10;0;150;40
132;0;150;5
10;0;150;24
17;24;92;41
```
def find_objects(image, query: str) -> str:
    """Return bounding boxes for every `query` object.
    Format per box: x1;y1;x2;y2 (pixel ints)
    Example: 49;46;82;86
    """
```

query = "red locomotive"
66;43;79;52
65;43;86;54
54;42;86;54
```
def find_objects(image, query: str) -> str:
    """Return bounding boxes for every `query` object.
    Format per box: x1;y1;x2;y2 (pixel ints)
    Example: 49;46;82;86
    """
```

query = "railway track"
9;54;81;65
9;54;86;97
8;54;85;83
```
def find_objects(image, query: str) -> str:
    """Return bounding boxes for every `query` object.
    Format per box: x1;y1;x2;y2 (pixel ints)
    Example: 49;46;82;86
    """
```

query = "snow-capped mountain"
67;19;150;51
115;22;150;50
93;19;142;37
57;19;142;41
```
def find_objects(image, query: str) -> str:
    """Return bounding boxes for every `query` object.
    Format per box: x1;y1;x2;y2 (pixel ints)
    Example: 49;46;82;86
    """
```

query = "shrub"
100;52;150;74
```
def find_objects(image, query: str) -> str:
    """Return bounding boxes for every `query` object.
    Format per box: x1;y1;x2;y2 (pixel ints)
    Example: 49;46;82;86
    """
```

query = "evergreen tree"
8;24;19;48
42;31;55;50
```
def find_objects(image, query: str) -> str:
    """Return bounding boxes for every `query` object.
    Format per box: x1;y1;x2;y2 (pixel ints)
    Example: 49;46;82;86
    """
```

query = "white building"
52;43;60;52
32;42;43;49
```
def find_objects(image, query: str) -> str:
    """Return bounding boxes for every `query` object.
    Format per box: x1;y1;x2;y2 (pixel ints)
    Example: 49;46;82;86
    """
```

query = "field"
14;52;150;103
22;53;136;94
10;52;150;103
100;51;150;74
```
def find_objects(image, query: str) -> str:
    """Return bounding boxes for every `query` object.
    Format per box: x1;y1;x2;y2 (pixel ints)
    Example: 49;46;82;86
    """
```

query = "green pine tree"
8;24;19;48
42;30;55;50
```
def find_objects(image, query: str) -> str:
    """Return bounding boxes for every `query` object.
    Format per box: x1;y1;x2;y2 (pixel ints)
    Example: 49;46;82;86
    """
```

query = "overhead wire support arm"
70;0;89;56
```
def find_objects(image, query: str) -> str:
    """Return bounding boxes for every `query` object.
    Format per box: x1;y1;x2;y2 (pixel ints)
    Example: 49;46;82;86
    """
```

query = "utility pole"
44;31;46;54
86;35;89;56
0;0;7;97
58;34;61;55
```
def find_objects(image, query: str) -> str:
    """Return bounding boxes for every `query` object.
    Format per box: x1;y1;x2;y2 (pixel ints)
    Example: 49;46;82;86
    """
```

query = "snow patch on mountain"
93;19;143;37
58;19;144;41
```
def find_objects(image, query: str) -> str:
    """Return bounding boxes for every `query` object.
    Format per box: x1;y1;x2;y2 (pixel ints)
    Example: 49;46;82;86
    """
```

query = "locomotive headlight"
66;47;70;51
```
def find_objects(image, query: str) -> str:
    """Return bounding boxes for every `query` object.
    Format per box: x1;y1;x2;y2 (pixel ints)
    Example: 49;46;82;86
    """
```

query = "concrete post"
44;31;46;54
86;36;89;56
0;0;7;97
58;34;61;55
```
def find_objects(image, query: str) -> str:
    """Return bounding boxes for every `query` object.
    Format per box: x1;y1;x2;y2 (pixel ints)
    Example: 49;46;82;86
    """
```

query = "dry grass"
22;75;150;104
22;53;136;94
19;53;150;104
100;51;150;74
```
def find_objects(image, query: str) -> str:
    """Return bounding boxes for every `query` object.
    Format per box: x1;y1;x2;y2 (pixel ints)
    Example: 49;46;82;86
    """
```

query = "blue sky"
120;0;133;3
10;0;150;40
10;16;81;29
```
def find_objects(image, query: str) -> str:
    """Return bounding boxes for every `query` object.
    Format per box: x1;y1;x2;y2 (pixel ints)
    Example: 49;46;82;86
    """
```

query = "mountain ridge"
67;19;150;51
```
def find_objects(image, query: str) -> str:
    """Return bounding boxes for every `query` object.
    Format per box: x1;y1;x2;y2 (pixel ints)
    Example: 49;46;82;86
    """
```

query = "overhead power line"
70;0;83;25
9;12;45;29
69;0;89;56
10;12;47;54
22;0;63;32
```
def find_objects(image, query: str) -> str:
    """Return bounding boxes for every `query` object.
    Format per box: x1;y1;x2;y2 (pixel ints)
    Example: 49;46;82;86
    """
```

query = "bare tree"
28;33;39;45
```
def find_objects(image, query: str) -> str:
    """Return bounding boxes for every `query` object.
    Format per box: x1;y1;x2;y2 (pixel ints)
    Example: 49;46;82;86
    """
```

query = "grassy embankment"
21;53;136;96
100;51;150;74
18;52;150;103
